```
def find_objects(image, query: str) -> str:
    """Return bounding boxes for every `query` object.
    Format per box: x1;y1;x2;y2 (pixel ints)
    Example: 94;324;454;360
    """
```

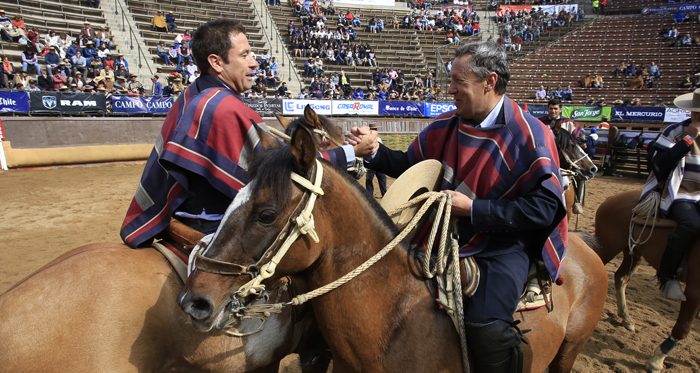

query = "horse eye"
258;210;277;224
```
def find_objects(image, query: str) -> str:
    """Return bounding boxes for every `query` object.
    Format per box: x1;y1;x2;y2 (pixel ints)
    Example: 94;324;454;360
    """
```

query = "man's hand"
345;126;380;157
344;126;368;146
442;190;473;217
350;126;379;157
688;121;700;139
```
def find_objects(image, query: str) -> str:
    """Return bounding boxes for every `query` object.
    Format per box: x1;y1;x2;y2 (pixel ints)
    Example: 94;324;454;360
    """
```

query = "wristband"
683;135;694;145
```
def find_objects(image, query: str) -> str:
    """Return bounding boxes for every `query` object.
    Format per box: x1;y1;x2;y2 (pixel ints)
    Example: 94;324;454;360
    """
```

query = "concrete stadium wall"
0;116;431;168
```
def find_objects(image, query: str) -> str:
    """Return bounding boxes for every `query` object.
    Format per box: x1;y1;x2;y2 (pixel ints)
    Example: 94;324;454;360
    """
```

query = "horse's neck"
307;171;462;371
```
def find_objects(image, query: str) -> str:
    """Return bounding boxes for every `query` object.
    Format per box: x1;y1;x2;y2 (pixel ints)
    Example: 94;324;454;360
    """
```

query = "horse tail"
572;231;602;257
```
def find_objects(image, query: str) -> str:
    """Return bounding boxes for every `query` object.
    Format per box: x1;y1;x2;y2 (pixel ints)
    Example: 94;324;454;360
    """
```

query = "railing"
252;0;304;86
113;0;154;77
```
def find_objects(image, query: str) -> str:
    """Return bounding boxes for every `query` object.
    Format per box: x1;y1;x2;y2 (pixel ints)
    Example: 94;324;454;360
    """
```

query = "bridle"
559;139;592;181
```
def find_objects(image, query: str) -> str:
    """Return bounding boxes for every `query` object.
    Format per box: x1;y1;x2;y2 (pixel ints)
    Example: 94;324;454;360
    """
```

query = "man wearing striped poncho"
352;41;568;373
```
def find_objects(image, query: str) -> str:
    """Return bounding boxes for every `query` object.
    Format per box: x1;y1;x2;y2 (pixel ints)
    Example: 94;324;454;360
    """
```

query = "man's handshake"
345;126;380;158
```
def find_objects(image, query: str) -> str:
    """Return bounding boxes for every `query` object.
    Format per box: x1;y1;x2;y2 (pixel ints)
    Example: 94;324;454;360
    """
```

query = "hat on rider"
673;88;700;113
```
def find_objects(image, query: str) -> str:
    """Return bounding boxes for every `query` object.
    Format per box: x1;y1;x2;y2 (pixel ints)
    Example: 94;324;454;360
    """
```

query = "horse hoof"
624;324;635;332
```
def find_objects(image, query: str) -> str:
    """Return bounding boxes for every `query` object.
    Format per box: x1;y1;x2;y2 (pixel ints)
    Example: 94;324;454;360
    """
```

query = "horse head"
278;105;345;151
177;121;378;333
552;121;597;181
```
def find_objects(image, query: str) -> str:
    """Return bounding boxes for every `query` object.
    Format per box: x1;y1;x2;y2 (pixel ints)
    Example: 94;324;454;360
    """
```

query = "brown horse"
595;190;700;372
0;243;330;372
551;121;598;214
178;124;608;373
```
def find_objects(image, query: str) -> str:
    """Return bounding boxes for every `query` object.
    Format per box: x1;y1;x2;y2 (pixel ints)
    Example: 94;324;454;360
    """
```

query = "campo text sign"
112;96;175;115
30;92;106;114
642;2;700;14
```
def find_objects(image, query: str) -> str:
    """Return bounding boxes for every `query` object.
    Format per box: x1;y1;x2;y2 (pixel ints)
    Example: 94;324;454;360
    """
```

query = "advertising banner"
331;100;379;115
642;2;700;15
30;92;106;114
424;102;456;117
379;101;424;116
610;106;665;122
561;106;611;122
501;4;578;14
333;0;395;7
283;99;332;115
664;107;692;123
538;4;578;14
0;91;30;113
112;96;175;115
241;98;283;117
523;104;548;118
500;5;532;12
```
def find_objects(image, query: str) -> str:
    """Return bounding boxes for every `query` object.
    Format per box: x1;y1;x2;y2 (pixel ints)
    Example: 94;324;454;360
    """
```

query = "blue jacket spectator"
165;12;177;32
152;75;163;95
44;47;61;77
66;42;80;59
353;88;364;99
83;43;99;63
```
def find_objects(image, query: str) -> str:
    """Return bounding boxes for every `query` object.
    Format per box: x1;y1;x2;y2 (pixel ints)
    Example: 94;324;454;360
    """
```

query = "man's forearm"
364;143;412;178
471;184;560;233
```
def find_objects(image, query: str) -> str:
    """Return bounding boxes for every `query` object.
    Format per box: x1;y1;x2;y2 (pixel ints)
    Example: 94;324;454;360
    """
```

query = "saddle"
150;218;207;283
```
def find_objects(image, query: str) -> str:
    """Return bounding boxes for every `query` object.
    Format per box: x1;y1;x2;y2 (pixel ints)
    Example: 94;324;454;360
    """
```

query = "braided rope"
628;191;661;253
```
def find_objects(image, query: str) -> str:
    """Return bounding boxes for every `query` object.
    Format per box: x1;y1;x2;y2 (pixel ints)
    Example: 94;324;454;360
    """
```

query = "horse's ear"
552;119;562;135
250;119;283;151
275;113;292;130
290;125;317;176
303;105;320;129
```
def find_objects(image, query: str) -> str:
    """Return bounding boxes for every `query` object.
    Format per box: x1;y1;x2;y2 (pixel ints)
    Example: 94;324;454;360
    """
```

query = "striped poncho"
640;119;700;214
408;96;568;281
120;74;346;248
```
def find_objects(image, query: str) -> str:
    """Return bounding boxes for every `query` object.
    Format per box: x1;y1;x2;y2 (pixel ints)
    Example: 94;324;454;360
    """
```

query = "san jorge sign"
561;106;612;122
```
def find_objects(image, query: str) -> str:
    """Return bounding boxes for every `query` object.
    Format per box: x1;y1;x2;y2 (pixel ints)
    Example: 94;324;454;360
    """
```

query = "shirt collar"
476;95;505;128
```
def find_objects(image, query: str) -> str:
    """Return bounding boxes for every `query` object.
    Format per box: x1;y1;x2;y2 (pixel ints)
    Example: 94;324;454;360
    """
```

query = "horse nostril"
180;294;215;321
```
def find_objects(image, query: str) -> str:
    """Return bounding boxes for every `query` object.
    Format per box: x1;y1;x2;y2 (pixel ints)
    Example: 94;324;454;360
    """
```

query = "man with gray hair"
346;41;568;372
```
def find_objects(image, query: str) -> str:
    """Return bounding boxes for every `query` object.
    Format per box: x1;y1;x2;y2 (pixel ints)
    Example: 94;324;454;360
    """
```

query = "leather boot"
657;231;694;301
465;320;523;373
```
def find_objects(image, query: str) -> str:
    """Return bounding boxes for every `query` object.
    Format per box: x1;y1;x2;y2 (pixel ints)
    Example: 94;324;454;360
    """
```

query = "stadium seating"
123;0;266;78
267;4;483;93
508;15;699;106
0;0;114;74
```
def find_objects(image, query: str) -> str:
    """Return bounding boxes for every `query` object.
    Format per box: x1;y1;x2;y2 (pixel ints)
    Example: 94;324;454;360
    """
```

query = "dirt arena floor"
1;163;699;372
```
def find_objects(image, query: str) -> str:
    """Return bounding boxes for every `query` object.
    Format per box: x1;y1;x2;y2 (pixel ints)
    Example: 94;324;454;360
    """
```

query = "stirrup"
661;280;687;302
572;202;583;214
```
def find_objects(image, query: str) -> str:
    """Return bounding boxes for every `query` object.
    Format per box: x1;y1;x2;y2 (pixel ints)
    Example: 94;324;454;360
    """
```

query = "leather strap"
194;252;258;277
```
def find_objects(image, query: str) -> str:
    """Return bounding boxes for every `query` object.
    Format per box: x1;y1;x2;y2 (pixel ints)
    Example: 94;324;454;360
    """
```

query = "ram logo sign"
42;96;57;109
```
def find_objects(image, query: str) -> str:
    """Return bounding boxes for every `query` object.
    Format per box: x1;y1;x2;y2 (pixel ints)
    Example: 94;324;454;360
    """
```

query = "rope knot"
296;212;319;243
